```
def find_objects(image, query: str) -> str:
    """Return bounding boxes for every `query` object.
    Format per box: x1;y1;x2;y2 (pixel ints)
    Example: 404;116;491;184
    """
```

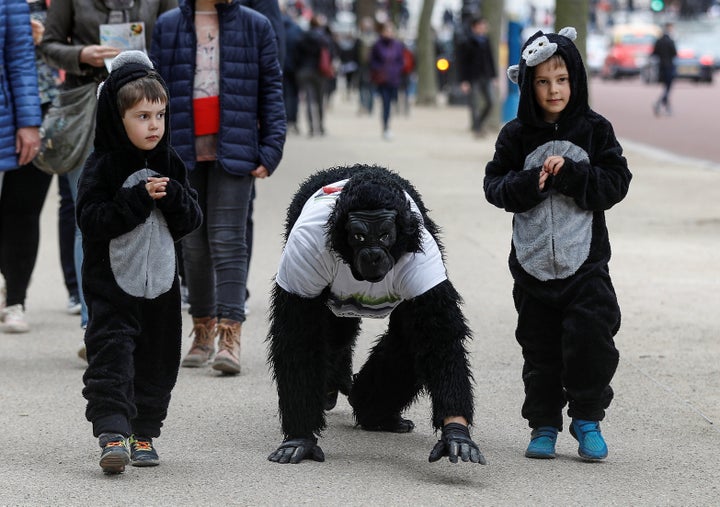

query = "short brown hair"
117;73;168;117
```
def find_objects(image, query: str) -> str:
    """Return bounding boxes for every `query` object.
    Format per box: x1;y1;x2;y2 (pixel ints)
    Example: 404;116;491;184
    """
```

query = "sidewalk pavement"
1;96;718;506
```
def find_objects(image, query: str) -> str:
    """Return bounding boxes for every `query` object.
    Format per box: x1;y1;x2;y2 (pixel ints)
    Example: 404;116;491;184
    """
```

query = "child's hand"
539;169;549;191
146;176;169;200
542;155;565;175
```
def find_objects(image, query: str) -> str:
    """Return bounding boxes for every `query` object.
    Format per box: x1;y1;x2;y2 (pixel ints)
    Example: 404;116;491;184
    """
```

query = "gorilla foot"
358;414;415;433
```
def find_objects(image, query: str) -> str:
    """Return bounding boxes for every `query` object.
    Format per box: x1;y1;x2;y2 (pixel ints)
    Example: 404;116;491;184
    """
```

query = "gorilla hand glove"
268;437;325;464
428;423;486;464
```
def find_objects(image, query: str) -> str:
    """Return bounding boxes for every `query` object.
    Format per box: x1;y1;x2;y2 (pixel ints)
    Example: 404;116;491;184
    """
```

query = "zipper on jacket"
550;122;559;278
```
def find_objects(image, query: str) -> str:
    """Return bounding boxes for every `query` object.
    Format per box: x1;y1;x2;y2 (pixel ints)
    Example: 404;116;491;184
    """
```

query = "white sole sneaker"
3;304;29;333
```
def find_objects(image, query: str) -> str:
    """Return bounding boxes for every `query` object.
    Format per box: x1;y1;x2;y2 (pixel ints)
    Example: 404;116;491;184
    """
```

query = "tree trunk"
414;0;438;106
555;0;589;67
555;0;590;102
482;0;503;128
355;0;375;27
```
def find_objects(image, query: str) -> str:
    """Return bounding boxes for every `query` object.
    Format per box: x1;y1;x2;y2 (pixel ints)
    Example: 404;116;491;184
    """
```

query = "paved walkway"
1;96;718;506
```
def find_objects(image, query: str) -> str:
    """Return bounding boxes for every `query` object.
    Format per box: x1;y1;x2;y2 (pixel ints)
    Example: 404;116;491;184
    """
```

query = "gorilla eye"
380;233;389;242
354;233;365;242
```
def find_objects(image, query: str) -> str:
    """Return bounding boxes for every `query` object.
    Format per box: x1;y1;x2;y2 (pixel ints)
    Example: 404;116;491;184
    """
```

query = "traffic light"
650;0;665;11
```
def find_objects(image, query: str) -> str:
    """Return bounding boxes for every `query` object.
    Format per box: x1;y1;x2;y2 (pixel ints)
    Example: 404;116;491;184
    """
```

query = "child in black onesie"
484;28;631;461
76;51;202;474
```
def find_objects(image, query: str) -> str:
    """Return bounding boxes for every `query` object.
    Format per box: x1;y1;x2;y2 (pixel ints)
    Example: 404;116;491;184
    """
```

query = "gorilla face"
346;210;398;282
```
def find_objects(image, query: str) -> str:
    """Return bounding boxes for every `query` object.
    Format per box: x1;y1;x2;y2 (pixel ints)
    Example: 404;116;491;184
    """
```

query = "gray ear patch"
522;35;557;67
507;65;520;84
558;26;577;41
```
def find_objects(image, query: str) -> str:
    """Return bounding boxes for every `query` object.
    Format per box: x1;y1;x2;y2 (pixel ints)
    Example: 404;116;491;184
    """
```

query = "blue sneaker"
525;426;558;459
98;433;130;474
570;419;608;461
129;435;160;467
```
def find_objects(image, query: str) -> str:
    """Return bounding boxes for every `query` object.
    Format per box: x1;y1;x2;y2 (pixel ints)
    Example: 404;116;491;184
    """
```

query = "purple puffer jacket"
369;37;405;88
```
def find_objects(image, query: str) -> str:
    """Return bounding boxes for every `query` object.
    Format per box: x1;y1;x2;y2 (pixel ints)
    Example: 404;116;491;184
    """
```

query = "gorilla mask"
346;210;398;282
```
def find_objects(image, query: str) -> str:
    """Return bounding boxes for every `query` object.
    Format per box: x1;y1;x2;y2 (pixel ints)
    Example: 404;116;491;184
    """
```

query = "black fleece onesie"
484;28;632;430
76;52;202;439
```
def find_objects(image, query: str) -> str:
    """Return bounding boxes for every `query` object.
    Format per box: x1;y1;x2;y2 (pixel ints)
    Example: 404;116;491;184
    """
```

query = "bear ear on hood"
507;65;520;84
97;50;154;98
558;26;577;41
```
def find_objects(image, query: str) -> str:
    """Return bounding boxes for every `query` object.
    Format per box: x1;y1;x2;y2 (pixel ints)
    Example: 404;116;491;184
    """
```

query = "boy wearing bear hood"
484;28;632;461
76;51;202;474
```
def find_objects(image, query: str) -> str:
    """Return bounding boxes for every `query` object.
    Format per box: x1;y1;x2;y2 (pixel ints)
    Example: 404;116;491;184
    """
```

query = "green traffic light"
650;0;665;11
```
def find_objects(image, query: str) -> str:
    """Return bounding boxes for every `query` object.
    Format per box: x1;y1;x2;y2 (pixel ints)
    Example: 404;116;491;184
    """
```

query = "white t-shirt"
276;180;447;318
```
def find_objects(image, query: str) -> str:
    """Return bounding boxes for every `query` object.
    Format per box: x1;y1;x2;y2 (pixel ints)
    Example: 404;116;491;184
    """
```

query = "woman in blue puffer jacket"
0;0;42;333
0;0;41;172
151;0;286;375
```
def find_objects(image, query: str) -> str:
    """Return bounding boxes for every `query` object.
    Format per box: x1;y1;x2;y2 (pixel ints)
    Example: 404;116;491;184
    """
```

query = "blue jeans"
183;162;252;322
65;165;88;328
377;84;398;131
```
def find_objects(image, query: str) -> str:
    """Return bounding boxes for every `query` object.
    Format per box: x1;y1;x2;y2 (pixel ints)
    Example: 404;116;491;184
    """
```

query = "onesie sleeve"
484;122;550;213
154;154;203;240
76;154;155;241
552;118;632;211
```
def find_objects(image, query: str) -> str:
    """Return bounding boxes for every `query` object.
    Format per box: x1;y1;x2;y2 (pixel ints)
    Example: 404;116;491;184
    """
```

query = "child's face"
532;58;571;123
121;98;166;151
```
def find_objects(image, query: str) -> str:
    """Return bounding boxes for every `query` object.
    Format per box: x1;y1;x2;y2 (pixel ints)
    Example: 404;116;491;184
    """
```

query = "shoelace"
104;440;126;449
133;440;153;452
217;323;238;350
188;321;216;345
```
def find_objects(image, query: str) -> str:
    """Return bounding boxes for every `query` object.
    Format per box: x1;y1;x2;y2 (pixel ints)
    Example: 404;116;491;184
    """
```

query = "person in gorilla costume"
267;164;485;465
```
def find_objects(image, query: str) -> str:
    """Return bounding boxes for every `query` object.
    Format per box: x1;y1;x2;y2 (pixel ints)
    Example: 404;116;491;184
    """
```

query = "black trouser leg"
0;164;52;307
132;285;182;438
57;174;79;298
513;284;566;430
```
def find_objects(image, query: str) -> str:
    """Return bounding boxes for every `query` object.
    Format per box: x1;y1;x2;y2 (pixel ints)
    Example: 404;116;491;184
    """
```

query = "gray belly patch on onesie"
513;140;592;281
109;168;175;298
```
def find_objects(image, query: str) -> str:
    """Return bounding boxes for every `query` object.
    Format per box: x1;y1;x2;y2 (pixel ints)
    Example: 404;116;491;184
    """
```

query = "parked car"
641;42;714;83
601;23;661;79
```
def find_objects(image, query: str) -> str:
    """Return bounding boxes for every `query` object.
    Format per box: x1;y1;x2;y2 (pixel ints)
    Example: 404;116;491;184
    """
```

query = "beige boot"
181;317;217;367
212;318;241;375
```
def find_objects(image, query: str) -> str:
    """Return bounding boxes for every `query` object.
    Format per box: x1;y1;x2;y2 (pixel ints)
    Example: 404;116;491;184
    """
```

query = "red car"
601;24;661;80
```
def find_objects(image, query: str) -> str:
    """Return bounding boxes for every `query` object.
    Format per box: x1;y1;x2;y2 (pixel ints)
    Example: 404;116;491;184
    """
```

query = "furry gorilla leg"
410;280;475;429
349;315;422;430
325;316;359;410
268;284;360;438
350;280;475;431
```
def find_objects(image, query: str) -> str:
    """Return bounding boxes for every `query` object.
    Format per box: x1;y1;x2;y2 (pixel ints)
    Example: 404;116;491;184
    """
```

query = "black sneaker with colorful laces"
129;435;160;467
98;433;130;474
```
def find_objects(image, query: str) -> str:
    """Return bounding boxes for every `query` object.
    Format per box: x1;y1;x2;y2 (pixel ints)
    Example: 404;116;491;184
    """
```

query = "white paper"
99;22;147;72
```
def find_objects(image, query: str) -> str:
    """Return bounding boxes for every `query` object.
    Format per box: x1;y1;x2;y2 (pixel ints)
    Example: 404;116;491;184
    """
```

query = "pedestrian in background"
151;0;285;375
355;16;377;116
296;14;332;137
652;22;677;117
457;16;496;137
485;27;631;462
0;0;42;333
76;51;201;474
282;6;303;135
369;21;405;141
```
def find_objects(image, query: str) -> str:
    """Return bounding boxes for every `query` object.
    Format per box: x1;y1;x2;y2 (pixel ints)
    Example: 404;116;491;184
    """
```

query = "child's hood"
507;27;589;127
94;50;171;158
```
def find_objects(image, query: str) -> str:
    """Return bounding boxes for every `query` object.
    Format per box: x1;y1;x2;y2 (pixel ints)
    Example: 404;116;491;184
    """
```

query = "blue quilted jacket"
150;0;285;176
0;0;42;172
